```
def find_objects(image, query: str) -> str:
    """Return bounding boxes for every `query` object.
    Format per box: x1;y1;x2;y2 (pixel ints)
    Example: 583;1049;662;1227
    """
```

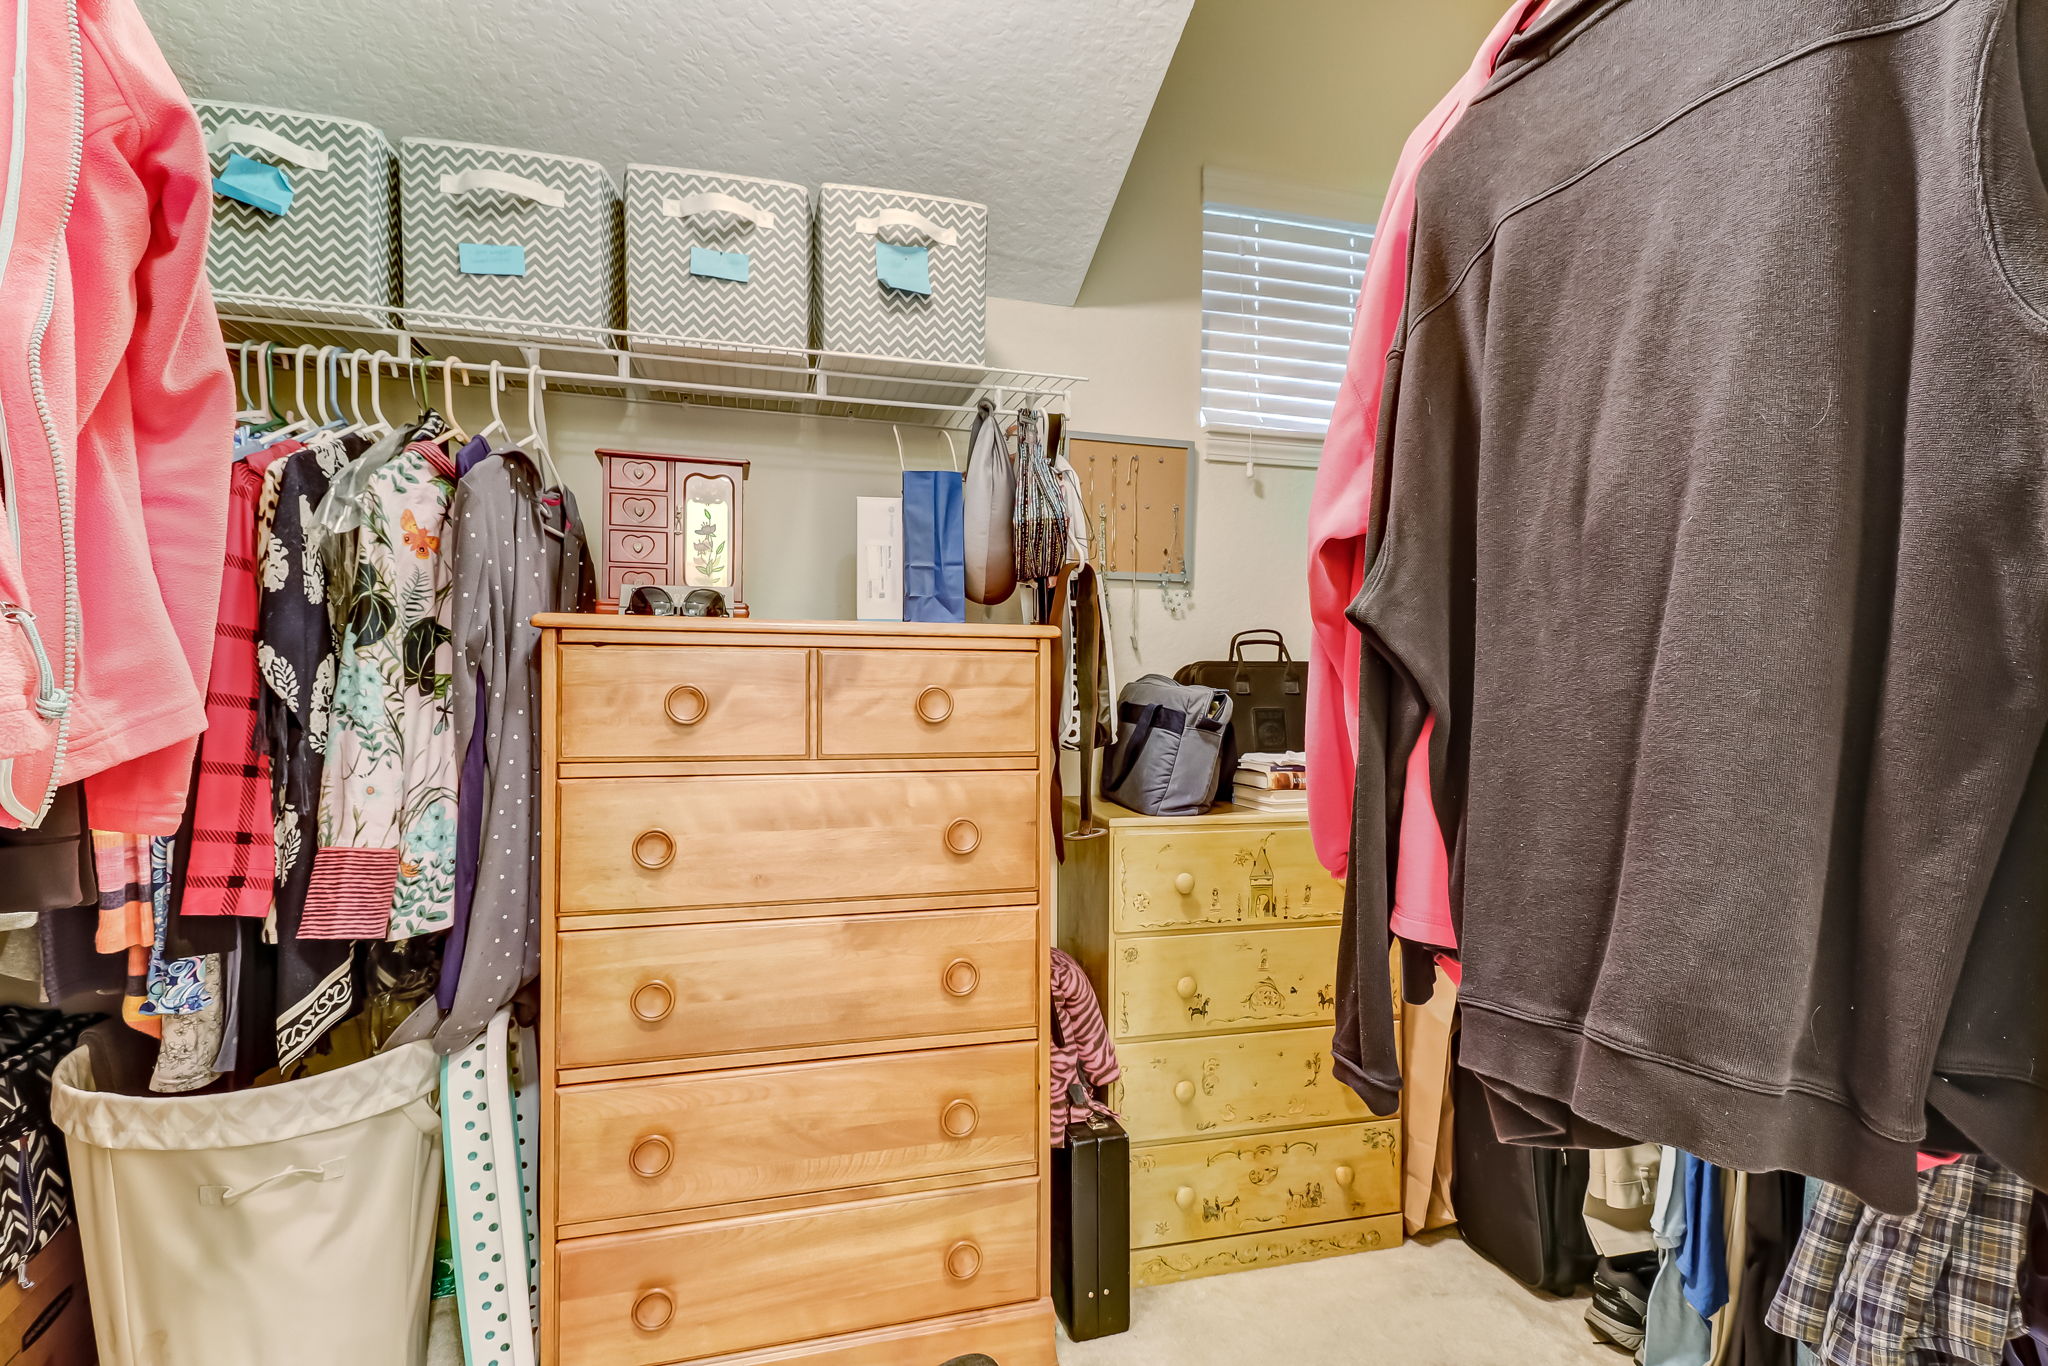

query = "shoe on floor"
1586;1253;1655;1354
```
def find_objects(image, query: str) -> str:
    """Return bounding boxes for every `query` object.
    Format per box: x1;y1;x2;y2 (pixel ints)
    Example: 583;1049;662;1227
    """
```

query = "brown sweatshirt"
1341;0;2048;1214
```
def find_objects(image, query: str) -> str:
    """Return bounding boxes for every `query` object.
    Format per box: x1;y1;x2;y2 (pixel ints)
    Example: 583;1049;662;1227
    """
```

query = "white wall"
433;0;1510;681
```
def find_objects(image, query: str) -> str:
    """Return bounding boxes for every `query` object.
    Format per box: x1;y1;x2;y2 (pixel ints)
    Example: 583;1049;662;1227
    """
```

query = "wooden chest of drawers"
1057;800;1402;1287
538;616;1059;1366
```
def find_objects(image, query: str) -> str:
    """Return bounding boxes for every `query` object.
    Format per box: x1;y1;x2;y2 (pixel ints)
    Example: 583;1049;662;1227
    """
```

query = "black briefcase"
1052;1094;1130;1341
1174;629;1307;757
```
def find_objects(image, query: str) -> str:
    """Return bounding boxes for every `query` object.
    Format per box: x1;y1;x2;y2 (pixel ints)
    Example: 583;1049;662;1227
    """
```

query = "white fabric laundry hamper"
50;1040;442;1366
813;183;988;365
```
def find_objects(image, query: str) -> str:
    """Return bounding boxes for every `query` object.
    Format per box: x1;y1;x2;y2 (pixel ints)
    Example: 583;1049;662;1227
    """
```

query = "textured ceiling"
142;0;1193;305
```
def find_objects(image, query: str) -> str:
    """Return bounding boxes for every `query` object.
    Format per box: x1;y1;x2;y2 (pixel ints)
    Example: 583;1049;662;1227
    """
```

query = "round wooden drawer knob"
942;958;980;998
632;1289;675;1332
945;1240;983;1281
1174;872;1196;896
944;819;981;855
1175;1185;1196;1210
916;686;954;724
630;980;675;1023
632;828;676;870
942;1099;979;1138
631;1135;674;1179
1335;1165;1355;1189
1176;975;1199;999
663;684;709;726
1173;1080;1195;1104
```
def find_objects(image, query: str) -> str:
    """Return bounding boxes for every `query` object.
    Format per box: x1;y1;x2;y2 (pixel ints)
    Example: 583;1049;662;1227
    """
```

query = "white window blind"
1201;202;1373;438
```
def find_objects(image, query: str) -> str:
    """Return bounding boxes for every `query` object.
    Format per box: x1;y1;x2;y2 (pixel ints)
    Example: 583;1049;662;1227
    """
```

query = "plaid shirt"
1768;1157;2032;1366
178;460;274;917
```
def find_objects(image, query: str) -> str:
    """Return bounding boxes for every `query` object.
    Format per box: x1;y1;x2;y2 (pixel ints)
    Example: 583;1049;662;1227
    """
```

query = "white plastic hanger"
519;363;565;488
367;350;395;436
233;343;266;424
477;360;511;445
436;356;470;447
269;345;322;440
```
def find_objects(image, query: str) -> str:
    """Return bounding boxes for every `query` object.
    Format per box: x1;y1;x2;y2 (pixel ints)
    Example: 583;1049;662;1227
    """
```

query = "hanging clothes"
434;451;574;1053
1303;0;1549;899
305;441;457;940
1337;0;2048;1213
178;460;274;918
90;831;158;1035
0;0;235;836
257;432;363;1068
1768;1157;2034;1366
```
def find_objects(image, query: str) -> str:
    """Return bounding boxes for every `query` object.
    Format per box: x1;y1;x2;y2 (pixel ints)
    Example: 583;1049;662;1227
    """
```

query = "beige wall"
499;0;1508;679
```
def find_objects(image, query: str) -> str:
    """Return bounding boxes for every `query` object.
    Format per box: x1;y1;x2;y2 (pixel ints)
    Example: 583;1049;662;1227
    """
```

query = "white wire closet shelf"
215;295;1084;430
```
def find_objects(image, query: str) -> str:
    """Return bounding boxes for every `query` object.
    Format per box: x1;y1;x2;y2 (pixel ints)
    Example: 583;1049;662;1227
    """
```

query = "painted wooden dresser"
1057;799;1402;1286
537;615;1059;1366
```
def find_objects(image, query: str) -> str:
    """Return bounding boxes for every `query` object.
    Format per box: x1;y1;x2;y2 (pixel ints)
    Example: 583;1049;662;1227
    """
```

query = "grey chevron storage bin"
399;139;620;346
625;166;811;356
195;101;398;328
813;184;987;366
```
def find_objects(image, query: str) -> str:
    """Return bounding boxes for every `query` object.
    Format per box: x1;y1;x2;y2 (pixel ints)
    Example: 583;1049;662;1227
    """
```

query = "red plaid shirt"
180;460;274;916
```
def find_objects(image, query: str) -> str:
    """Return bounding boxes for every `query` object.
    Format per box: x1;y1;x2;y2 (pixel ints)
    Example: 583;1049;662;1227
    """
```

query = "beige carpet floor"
1057;1231;1621;1366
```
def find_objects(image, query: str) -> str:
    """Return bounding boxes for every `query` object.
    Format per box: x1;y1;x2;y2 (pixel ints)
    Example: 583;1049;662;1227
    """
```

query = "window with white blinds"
1201;202;1373;439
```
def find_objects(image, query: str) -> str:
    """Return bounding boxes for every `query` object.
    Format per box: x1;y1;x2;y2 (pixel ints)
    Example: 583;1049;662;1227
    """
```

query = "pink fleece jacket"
1305;0;1549;947
0;0;233;833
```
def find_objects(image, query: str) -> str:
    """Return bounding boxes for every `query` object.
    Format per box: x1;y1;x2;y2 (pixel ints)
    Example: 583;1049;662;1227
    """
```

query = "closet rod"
234;340;1075;426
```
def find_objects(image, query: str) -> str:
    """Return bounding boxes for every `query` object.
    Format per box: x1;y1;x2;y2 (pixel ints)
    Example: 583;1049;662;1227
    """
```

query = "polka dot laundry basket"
442;1009;539;1366
50;1038;443;1366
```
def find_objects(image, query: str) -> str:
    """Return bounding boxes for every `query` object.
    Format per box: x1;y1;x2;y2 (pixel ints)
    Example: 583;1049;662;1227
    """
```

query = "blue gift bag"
902;469;966;622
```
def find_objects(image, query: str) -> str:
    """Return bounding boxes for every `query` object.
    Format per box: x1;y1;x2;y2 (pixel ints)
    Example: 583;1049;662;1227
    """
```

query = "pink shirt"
1305;0;1550;948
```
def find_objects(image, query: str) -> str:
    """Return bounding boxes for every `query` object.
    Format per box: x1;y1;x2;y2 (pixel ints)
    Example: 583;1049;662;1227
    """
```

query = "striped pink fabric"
300;847;400;938
1050;948;1119;1145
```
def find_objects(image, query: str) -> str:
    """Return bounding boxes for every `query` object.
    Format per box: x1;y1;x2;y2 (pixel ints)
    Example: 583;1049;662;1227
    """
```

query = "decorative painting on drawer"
1114;926;1339;1038
1113;826;1340;933
598;449;749;611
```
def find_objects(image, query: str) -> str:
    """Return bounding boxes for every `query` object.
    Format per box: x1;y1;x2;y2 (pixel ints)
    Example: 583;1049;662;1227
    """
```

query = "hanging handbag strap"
1070;562;1106;842
1045;560;1107;857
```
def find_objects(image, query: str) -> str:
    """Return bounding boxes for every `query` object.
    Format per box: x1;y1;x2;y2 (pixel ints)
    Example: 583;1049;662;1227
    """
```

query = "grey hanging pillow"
962;400;1017;604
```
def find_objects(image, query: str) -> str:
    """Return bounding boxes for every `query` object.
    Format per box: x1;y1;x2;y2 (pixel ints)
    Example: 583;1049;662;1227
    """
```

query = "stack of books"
1232;752;1308;813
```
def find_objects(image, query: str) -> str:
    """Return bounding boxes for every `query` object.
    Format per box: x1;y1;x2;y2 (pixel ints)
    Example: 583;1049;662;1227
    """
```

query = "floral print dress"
305;443;457;940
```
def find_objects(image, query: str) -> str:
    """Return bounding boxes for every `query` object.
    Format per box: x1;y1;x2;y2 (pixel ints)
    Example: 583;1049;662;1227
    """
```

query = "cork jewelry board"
1068;432;1195;584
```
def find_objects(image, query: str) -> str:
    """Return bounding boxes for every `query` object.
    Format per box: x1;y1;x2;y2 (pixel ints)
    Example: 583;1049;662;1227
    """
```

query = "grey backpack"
1101;675;1233;817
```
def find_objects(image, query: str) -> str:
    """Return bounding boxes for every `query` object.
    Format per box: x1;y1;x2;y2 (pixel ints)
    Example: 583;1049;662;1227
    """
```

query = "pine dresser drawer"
555;1180;1040;1365
1113;1026;1370;1142
1112;824;1341;933
1111;925;1339;1039
817;648;1038;758
556;644;809;760
555;1043;1038;1225
556;770;1041;914
554;909;1038;1070
1128;1120;1400;1249
692;1302;1055;1366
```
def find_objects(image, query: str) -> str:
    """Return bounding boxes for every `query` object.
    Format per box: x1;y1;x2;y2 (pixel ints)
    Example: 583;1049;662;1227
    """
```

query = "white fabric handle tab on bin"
437;168;566;208
853;207;958;247
206;123;330;171
662;191;775;229
198;1158;347;1206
